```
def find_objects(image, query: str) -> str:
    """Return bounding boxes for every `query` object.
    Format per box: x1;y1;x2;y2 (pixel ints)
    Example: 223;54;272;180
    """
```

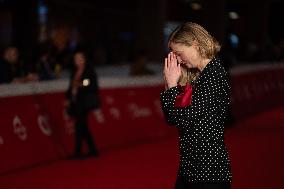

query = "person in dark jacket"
0;46;27;84
66;50;100;159
160;22;232;189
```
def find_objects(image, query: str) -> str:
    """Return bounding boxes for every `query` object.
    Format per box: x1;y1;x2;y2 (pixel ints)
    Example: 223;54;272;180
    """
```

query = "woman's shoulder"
198;61;227;87
208;57;228;76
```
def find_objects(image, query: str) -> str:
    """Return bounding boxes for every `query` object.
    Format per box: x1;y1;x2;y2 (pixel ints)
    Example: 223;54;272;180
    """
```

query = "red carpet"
225;107;284;189
0;137;179;189
0;107;284;189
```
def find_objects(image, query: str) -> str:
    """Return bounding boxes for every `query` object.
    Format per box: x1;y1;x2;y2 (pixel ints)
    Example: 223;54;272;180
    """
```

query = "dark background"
0;0;283;66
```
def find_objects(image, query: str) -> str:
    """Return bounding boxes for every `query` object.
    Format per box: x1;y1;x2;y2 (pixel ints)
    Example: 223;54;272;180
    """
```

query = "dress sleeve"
160;86;195;128
160;68;229;129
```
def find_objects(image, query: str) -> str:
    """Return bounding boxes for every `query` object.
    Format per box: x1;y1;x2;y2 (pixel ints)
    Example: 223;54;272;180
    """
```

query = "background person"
66;49;100;159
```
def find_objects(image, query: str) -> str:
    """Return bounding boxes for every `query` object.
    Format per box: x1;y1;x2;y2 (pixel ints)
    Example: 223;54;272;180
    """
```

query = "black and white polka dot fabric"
160;57;232;183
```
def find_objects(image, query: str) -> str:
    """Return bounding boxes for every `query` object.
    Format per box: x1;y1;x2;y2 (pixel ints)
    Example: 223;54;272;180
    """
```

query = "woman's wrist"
167;82;177;89
164;83;169;90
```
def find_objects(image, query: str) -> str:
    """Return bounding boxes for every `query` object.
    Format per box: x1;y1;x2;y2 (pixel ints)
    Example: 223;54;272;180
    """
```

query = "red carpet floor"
225;107;284;189
0;107;284;189
0;137;179;189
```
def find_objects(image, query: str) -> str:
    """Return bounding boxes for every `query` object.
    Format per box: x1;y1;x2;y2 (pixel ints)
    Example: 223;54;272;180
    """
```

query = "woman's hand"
164;52;181;89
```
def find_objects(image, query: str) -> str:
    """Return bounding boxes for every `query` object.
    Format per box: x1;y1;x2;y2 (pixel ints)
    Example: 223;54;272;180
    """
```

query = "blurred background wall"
0;0;283;66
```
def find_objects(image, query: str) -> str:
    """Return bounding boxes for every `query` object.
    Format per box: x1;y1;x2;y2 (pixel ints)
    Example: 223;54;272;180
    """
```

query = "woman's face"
169;42;201;69
74;52;86;68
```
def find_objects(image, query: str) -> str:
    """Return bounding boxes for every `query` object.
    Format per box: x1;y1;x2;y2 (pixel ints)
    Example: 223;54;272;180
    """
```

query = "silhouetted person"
0;46;39;84
36;47;55;81
0;46;26;84
66;50;100;159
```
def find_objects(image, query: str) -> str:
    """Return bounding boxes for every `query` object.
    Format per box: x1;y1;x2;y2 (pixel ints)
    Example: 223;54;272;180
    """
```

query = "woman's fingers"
165;52;179;73
171;52;175;63
177;61;181;72
167;52;173;68
171;52;175;66
164;58;168;71
167;53;171;68
173;53;177;64
172;52;179;69
163;52;181;89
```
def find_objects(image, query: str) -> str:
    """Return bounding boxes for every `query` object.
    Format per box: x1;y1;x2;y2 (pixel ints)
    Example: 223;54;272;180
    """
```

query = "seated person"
0;46;38;84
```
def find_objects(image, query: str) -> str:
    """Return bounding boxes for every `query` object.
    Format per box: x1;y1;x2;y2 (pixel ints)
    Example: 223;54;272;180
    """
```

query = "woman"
66;50;100;159
160;22;232;189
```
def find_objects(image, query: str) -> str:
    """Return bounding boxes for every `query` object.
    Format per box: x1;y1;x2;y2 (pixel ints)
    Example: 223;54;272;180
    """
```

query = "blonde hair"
168;22;220;85
179;67;200;85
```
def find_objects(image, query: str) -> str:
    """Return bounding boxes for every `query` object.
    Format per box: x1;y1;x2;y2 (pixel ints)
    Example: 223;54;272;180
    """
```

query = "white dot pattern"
160;57;233;183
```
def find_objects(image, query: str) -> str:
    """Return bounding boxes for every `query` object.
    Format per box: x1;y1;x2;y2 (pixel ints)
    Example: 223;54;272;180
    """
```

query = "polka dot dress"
160;57;233;183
